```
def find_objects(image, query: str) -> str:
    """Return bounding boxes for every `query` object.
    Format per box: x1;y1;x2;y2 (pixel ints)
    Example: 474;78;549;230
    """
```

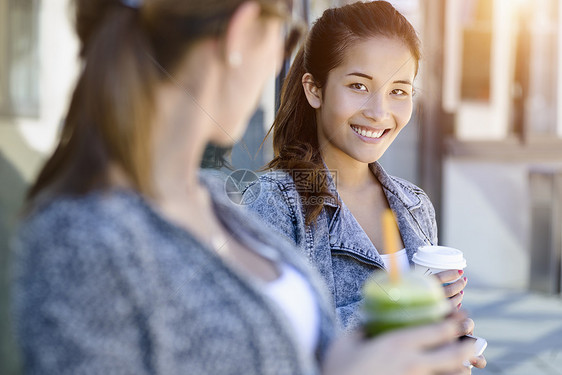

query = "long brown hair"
267;0;421;225
26;0;290;210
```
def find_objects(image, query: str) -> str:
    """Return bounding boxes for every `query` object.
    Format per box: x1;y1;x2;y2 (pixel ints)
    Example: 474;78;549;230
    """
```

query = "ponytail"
27;4;158;206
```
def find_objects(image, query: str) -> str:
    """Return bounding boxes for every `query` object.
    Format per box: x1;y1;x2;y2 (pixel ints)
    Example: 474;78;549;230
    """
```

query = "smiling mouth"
351;125;389;139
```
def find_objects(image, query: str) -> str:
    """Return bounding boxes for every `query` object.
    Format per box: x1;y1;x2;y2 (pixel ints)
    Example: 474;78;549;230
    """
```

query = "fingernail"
458;270;464;275
460;290;464;295
463;277;467;282
457;303;462;309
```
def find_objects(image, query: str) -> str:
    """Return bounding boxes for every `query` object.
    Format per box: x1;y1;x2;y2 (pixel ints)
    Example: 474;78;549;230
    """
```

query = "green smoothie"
363;271;450;337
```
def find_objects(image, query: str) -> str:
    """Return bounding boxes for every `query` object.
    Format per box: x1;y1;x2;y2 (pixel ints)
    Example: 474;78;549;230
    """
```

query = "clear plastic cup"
362;271;451;337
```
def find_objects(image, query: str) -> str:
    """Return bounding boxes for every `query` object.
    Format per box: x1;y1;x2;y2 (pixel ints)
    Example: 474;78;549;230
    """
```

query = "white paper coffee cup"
412;245;467;283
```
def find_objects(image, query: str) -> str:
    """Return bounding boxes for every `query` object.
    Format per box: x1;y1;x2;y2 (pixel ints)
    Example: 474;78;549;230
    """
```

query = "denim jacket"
244;162;437;329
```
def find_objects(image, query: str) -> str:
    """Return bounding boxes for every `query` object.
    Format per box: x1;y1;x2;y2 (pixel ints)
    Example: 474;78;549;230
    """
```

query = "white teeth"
352;126;386;139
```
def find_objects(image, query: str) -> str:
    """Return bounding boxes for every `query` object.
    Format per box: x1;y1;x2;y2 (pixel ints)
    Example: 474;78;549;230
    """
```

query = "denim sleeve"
13;214;150;375
243;177;307;253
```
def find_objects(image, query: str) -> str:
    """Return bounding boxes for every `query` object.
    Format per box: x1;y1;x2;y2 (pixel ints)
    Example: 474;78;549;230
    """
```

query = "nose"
363;92;390;122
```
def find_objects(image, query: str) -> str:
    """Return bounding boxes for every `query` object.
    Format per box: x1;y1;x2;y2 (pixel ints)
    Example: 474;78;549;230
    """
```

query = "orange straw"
382;209;401;284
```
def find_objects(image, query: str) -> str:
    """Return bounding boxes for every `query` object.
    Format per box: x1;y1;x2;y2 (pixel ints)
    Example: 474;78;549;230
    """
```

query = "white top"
262;264;320;357
380;248;411;274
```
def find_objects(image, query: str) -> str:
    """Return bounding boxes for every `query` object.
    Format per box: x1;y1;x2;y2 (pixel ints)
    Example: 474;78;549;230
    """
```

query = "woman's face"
312;36;417;164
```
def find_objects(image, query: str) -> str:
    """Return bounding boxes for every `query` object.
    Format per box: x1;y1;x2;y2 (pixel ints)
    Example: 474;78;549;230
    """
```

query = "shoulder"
380;172;438;243
256;170;299;195
199;169;228;199
390;175;431;200
24;190;145;231
15;191;149;265
12;191;155;318
243;170;302;211
389;175;436;217
256;170;296;191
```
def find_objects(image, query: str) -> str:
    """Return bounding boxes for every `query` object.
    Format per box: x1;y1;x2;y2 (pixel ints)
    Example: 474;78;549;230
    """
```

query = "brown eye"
349;83;367;91
391;88;409;97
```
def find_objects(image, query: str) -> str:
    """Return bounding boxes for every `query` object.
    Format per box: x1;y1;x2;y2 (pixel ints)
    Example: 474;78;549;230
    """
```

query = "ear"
302;73;322;108
224;1;261;67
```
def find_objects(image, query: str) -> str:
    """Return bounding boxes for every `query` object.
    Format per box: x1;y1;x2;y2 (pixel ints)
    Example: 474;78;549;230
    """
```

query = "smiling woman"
244;1;479;349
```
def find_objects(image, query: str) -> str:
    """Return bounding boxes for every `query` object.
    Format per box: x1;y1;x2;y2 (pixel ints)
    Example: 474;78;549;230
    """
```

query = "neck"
151;53;221;202
321;145;375;191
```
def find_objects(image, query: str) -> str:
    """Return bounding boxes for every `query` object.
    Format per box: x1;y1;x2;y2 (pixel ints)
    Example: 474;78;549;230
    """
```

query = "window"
519;0;559;139
460;0;493;102
0;0;40;118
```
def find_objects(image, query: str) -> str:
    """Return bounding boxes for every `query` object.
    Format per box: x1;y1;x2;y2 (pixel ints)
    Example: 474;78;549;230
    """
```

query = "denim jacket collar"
321;161;431;268
321;161;421;210
369;162;422;209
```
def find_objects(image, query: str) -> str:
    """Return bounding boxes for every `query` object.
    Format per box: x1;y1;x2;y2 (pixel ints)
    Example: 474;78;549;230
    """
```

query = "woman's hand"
435;270;467;310
470;355;487;369
455;318;488;370
323;314;474;375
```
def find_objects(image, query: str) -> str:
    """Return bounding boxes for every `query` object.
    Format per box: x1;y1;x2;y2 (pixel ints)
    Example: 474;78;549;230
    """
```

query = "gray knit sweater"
12;173;337;374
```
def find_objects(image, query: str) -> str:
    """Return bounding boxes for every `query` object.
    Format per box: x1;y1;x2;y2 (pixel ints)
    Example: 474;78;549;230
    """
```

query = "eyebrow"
394;79;413;86
346;72;412;86
347;72;373;80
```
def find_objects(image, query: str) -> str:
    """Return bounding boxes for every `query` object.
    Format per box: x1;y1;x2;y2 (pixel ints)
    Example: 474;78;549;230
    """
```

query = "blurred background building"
1;0;562;374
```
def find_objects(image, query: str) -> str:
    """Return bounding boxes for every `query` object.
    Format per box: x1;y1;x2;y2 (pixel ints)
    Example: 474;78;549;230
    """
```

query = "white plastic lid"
412;245;467;270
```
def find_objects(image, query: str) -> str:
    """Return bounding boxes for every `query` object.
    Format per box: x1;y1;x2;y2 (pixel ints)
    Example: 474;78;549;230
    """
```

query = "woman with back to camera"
13;0;474;373
245;1;485;369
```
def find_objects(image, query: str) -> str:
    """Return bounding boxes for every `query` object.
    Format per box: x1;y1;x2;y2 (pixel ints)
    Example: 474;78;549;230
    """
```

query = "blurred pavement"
463;288;562;375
